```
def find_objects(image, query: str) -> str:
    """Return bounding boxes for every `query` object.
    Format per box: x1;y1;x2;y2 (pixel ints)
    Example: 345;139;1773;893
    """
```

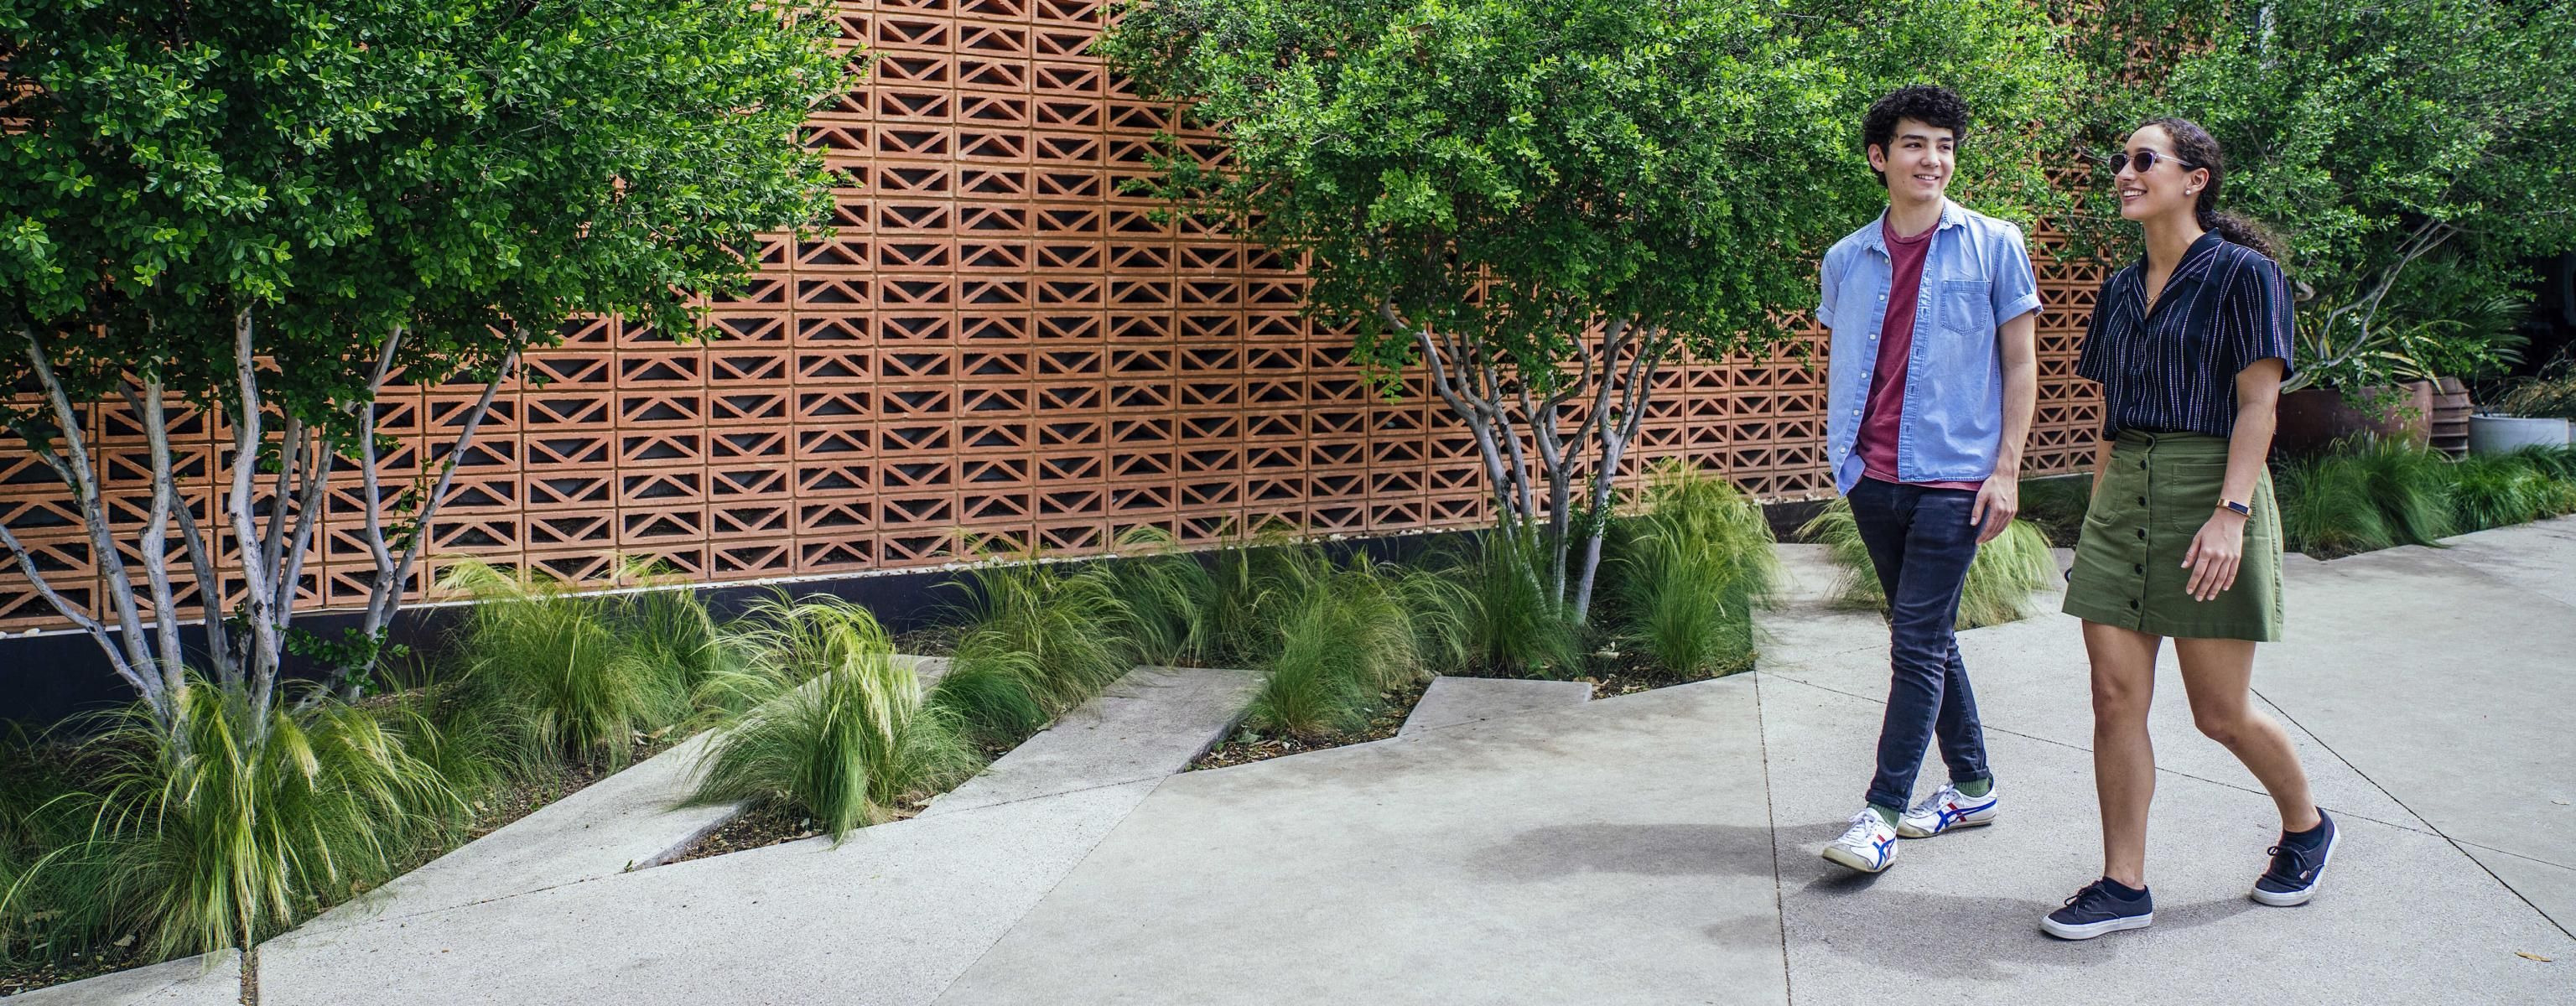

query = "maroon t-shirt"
1857;218;1984;491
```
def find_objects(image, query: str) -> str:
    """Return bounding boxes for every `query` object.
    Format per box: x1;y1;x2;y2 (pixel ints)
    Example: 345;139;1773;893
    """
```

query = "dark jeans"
1848;478;1993;811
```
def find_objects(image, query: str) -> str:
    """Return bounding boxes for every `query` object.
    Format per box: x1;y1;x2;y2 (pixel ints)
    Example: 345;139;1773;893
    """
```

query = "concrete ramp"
920;664;1259;817
1;950;239;1006
257;782;1155;1006
935;678;1785;1005
1397;675;1591;736
308;654;950;931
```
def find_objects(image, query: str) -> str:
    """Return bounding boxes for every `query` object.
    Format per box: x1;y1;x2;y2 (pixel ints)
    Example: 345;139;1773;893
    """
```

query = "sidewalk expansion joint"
923;775;1171;1005
2252;682;2576;941
1752;674;1797;1006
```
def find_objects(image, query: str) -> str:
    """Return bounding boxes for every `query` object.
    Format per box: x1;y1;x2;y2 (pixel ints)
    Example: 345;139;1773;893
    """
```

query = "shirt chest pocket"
1937;277;1993;336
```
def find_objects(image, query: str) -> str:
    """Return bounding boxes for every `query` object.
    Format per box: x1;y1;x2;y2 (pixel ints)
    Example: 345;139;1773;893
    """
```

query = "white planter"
2467;414;2572;454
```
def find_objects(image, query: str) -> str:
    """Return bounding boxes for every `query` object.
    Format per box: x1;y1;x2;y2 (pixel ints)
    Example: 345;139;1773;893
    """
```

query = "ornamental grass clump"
26;685;460;958
1100;526;1220;667
1197;532;1337;664
1246;589;1384;738
689;595;980;840
2445;454;2571;532
1;739;98;968
606;562;769;726
1611;465;1778;678
1798;498;2056;629
439;561;695;774
1095;530;1463;738
1953;521;2059;627
2275;439;2576;557
2511;443;2576;482
922;659;1048;752
2346;436;2457;546
945;557;1134;718
1242;553;1457;737
2275;452;2397;557
1432;528;1587;678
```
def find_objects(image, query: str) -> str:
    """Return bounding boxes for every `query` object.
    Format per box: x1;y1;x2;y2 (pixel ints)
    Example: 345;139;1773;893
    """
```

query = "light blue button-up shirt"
1815;200;2042;495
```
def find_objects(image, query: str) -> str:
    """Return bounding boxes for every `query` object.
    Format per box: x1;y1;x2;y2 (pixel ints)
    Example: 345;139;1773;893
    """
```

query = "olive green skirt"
2063;429;2285;641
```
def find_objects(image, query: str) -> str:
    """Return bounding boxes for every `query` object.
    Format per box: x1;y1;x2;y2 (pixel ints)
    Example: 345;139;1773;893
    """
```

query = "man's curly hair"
1862;85;1972;186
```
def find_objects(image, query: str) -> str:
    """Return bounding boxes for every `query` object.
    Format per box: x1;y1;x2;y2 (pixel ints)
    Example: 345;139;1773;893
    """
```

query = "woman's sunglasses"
2106;148;2195;174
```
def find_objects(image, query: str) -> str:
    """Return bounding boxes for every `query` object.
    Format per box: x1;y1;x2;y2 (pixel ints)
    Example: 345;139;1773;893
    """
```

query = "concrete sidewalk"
45;521;2568;1004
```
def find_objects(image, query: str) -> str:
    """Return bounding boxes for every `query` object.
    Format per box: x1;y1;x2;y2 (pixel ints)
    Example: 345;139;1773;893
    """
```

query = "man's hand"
1970;478;2018;544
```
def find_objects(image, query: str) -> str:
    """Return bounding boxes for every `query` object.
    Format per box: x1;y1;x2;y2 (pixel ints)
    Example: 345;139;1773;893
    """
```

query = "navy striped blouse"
2076;231;2297;437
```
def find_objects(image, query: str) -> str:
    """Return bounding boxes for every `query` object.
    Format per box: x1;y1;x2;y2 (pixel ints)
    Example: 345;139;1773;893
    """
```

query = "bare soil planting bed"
1189;677;1436;770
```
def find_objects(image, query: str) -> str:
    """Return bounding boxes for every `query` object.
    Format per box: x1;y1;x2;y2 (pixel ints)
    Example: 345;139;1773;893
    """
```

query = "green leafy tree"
2068;0;2576;392
1;0;855;730
1100;0;2073;621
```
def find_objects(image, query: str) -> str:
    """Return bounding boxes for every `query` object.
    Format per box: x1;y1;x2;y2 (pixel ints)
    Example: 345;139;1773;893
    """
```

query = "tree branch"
260;412;302;591
123;378;190;702
20;329;162;708
273;443;334;630
164;455;236;687
357;329;405;616
362;333;517;671
1385;303;1524;528
1571;324;1673;622
2298;217;2457;389
226;308;284;724
0;521;148;697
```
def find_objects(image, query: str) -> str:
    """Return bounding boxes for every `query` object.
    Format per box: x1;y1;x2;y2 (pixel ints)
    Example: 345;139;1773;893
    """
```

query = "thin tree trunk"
226;309;286;729
117;381;244;692
132;377;190;702
15;330;164;713
167;473;237;687
1388;304;1528;532
273;436;335;635
1522;305;1592;578
352;333;517;692
1569;326;1671;623
260;412;302;594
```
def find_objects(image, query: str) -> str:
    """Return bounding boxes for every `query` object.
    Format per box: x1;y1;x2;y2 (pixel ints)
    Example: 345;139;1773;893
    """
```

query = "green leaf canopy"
1103;0;2074;386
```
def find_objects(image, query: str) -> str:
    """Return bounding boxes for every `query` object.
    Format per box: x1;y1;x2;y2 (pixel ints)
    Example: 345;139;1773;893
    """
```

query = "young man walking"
1814;85;2042;874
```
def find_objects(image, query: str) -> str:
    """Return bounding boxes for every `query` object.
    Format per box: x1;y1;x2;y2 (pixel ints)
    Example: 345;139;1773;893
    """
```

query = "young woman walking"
2042;117;2334;940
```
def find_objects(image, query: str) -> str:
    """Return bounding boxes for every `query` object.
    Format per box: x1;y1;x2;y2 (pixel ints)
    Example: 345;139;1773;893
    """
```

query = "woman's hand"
2181;509;2248;601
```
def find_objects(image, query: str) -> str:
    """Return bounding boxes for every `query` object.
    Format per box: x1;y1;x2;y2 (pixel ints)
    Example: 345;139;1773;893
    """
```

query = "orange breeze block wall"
0;0;2106;633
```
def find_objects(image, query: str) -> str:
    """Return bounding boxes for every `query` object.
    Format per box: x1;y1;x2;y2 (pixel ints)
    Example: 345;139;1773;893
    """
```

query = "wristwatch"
2218;499;2251;517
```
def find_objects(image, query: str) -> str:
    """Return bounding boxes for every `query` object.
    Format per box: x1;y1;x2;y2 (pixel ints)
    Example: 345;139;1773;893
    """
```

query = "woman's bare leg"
2084;620;2162;888
2174;637;2321;832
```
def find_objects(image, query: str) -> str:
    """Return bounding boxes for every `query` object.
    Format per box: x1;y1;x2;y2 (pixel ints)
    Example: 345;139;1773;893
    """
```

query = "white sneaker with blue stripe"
1821;808;1900;873
1897;781;1999;838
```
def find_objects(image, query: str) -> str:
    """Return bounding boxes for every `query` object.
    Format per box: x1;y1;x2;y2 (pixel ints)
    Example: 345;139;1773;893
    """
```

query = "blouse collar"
2125;231;2228;310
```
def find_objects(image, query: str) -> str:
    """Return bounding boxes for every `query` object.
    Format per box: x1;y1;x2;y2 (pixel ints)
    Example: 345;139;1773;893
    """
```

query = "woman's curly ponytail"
2145;116;2284;261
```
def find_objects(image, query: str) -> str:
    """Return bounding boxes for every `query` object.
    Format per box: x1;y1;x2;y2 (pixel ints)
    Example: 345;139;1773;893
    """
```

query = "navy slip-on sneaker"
2252;810;2338;907
2041;879;2155;940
